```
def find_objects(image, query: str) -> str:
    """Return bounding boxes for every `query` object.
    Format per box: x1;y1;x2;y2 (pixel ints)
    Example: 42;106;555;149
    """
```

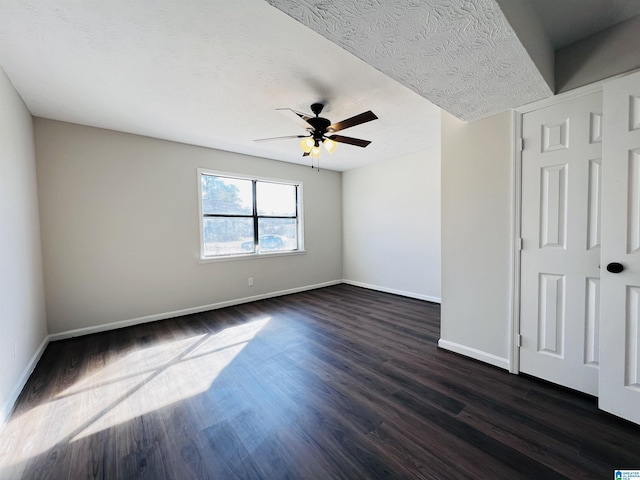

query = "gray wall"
35;119;343;335
440;110;513;369
496;0;554;94
556;15;640;93
0;68;47;423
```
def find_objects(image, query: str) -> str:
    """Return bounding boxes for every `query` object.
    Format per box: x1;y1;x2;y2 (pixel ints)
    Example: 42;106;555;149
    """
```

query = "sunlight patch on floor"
0;316;270;472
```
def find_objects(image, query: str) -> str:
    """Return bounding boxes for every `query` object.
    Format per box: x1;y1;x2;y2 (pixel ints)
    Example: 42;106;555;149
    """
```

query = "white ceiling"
0;0;440;172
0;0;638;171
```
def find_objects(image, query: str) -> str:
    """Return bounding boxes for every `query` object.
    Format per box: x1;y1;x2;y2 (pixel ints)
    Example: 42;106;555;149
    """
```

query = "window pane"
258;218;297;251
202;175;252;215
256;182;296;216
203;217;254;256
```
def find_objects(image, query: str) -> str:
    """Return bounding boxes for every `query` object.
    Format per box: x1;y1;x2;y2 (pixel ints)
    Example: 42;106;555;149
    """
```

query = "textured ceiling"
264;0;554;122
0;0;440;172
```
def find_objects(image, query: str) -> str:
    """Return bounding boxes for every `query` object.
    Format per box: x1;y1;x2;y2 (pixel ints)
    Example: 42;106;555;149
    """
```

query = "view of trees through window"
201;173;299;257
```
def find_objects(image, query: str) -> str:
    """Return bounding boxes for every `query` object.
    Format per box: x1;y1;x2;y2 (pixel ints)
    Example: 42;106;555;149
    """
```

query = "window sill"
199;250;307;264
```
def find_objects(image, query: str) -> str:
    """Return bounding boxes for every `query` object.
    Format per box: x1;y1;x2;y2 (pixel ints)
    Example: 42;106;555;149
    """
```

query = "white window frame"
197;168;305;262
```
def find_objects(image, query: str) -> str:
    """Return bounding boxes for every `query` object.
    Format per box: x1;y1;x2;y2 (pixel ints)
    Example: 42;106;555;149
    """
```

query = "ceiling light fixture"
255;102;378;169
310;144;321;159
300;137;315;153
299;136;337;156
323;138;338;154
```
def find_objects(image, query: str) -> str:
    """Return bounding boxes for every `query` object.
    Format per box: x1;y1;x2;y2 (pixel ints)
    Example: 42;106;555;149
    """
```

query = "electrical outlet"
13;340;17;360
248;277;254;286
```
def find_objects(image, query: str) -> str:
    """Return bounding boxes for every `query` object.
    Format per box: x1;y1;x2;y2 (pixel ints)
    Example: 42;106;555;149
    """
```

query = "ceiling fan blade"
302;151;310;157
276;108;314;129
254;134;308;142
327;134;371;148
328;111;378;133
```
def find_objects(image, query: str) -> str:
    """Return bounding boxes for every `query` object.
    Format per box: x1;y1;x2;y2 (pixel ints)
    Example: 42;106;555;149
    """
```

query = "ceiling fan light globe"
300;138;314;153
323;138;338;154
310;146;321;159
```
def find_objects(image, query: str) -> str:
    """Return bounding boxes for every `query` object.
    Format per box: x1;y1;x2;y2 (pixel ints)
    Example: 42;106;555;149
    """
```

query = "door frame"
509;77;628;375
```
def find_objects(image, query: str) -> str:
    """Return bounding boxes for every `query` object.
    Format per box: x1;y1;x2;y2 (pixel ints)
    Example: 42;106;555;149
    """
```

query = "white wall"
342;147;441;302
34;119;343;335
440;110;513;369
0;68;48;423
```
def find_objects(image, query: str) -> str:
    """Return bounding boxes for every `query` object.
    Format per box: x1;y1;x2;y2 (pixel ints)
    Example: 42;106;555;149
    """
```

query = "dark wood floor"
1;284;639;479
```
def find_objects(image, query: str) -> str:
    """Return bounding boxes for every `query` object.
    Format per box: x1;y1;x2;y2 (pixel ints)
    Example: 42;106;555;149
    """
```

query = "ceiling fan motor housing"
307;116;331;143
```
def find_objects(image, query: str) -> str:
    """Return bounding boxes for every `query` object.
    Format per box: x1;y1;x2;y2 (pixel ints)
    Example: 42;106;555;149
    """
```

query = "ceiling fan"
255;103;378;164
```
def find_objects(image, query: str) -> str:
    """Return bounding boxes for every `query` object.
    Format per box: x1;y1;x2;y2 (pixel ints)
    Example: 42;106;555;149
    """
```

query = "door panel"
599;70;640;425
520;92;602;395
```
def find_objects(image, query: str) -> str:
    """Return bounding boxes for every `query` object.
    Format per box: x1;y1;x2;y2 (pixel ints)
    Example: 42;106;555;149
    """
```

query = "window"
198;169;303;259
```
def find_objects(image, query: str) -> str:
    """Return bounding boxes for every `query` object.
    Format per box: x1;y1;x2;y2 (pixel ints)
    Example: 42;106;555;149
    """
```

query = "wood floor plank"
2;284;640;479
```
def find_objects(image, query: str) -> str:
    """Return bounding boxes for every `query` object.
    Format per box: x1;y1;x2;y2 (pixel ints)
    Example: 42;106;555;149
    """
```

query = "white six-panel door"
599;70;640;424
520;92;603;396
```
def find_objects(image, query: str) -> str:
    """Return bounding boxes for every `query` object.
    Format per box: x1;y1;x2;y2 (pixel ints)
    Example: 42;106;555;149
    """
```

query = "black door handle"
607;262;624;273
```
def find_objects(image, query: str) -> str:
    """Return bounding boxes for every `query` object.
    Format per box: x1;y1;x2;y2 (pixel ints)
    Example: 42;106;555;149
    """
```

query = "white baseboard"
437;339;510;370
342;279;441;304
48;280;342;341
0;335;50;432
